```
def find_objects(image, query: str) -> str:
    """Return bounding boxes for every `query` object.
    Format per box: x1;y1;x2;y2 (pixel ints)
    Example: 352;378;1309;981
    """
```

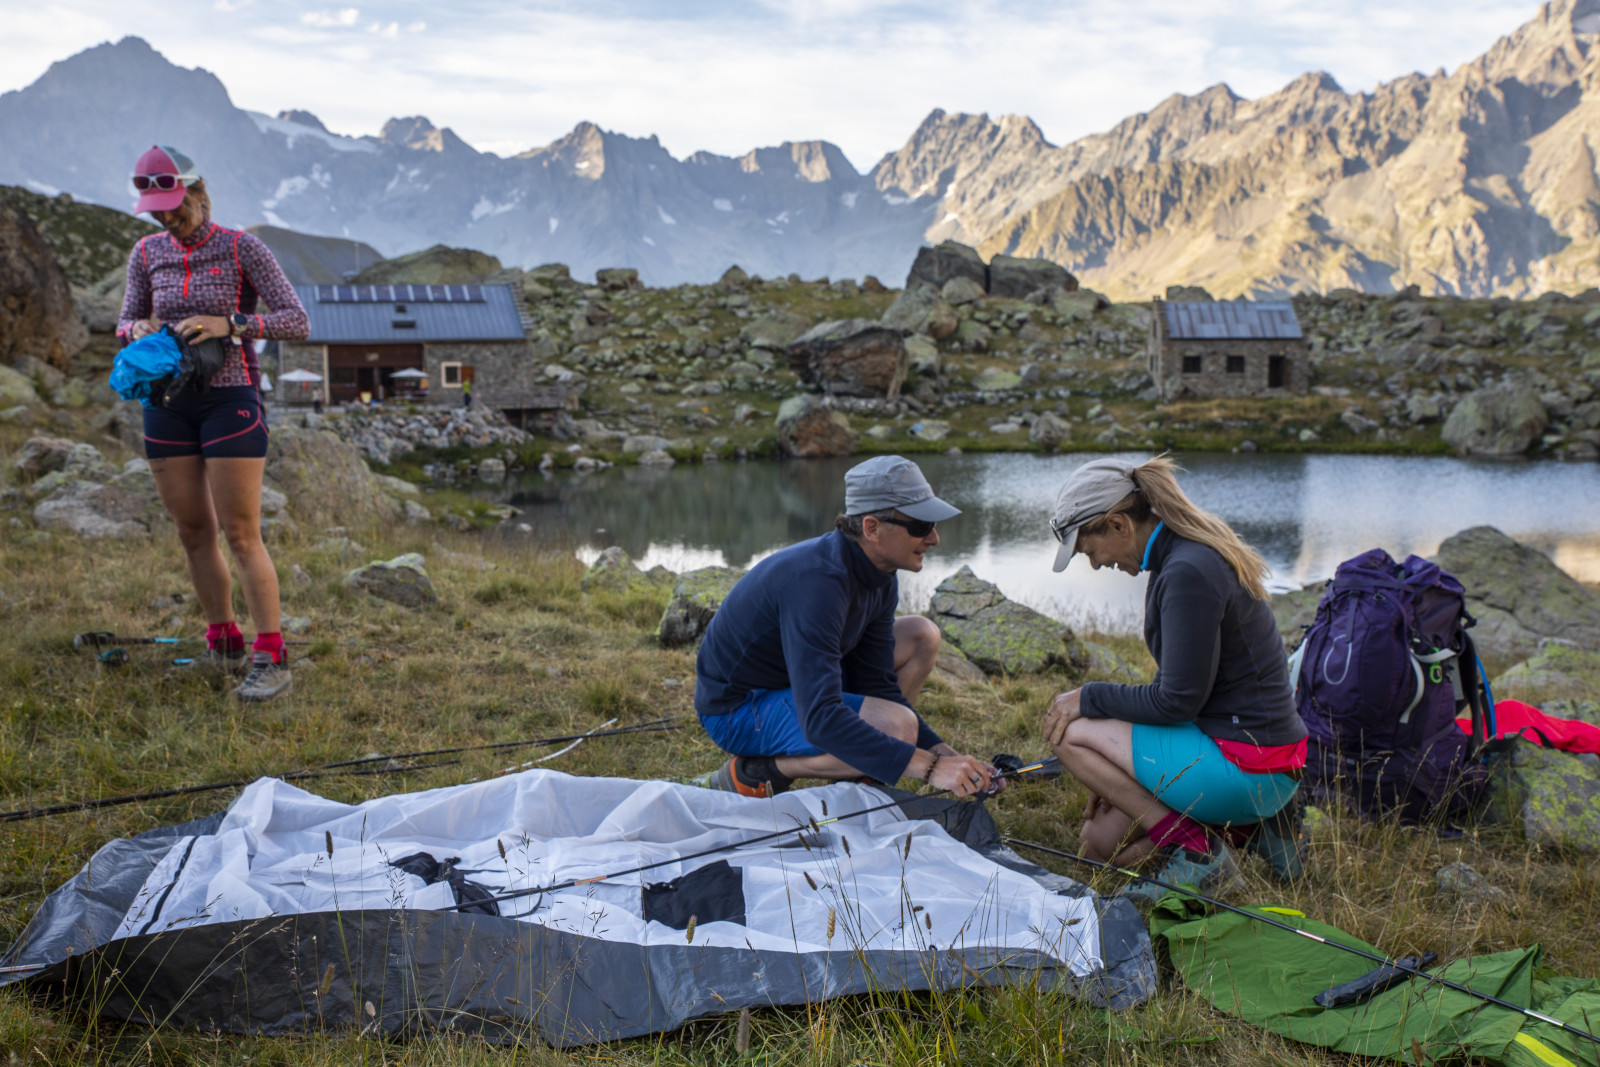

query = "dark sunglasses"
875;515;937;538
1050;510;1107;544
131;173;196;192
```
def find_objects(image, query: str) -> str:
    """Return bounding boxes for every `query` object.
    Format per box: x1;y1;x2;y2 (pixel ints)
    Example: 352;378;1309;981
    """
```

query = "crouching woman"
1042;456;1307;897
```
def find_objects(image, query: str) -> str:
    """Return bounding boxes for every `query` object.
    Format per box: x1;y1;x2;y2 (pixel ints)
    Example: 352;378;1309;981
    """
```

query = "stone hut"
1148;299;1310;401
279;283;574;416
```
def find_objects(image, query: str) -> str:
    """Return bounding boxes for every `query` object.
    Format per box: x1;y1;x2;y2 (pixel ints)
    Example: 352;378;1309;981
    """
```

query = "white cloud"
301;7;359;28
368;20;399;37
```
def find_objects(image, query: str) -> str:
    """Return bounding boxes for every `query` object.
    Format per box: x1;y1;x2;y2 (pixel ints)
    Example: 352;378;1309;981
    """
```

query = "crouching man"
691;455;1002;799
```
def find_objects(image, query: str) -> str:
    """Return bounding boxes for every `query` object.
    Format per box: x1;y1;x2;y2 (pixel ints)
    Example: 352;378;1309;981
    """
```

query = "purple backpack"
1293;549;1493;823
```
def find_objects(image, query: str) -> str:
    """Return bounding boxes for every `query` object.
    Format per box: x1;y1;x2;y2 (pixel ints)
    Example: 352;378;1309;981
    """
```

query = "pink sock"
207;621;245;652
253;632;285;664
1148;811;1209;854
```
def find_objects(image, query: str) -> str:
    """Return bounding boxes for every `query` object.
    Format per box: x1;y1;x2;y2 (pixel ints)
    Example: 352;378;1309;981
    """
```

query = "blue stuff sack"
110;327;184;408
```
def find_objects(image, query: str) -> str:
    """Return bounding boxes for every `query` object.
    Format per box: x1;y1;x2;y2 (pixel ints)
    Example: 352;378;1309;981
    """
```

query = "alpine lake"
477;451;1600;634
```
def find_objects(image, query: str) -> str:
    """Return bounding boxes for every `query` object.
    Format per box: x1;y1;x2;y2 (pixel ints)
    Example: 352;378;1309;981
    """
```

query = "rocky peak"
1470;0;1600;91
524;121;609;179
872;110;1022;199
738;141;854;183
380;116;451;152
277;109;328;133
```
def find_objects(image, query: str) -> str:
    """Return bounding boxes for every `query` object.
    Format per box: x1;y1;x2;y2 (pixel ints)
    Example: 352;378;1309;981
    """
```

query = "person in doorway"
691;455;1004;799
461;376;472;408
117;145;310;702
1041;456;1307;898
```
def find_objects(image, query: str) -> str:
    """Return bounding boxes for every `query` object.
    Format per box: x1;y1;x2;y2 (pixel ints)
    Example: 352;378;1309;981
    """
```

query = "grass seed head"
686;915;697;943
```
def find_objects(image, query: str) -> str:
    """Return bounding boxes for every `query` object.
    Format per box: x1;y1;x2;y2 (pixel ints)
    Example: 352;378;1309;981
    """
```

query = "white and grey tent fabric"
1;771;1155;1044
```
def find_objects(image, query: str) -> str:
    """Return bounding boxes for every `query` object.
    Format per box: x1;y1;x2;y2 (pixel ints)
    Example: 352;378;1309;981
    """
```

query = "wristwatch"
229;312;251;338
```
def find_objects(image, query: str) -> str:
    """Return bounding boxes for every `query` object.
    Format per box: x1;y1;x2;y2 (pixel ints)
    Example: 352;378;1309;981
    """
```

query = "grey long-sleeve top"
1079;527;1306;747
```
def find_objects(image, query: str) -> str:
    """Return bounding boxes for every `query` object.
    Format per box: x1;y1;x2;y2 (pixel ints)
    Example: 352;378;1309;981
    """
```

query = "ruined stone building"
1148;299;1310;401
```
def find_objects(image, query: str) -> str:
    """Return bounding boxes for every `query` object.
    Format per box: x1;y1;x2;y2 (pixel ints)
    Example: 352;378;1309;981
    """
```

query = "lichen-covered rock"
927;566;1089;677
880;284;958;340
582;546;674;596
12;434;78;480
786;319;907;398
32;465;165;539
0;364;41;407
934;643;988;683
740;309;811;349
1432;526;1600;661
345;553;437;609
1435;861;1508;904
775;394;858;458
658;566;744;647
595;267;642;291
1441;384;1548;456
904;334;940;378
1493;644;1600;703
940;276;986;306
623;435;671;454
1270;581;1328;651
973;366;1021;392
266;425;402;528
1082;641;1146;683
1483;741;1600;853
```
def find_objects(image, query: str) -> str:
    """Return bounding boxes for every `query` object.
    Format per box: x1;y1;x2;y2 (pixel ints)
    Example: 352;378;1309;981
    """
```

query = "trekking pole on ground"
1002;836;1599;1047
73;632;314;649
437;756;1062;916
0;719;684;824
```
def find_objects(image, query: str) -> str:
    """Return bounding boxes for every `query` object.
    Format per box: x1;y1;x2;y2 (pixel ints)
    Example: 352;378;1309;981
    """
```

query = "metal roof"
1164;300;1302;340
295;284;527;343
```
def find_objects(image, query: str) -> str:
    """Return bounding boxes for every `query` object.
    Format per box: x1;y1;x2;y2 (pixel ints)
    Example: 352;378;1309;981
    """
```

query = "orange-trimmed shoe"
686;757;781;798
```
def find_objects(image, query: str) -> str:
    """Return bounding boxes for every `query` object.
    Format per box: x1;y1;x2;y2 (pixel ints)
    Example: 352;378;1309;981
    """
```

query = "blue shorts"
699;688;867;758
144;385;268;460
1130;721;1300;825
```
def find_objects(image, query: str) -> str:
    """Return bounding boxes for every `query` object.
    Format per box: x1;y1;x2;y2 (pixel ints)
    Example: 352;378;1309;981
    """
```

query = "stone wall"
1148;302;1310;401
276;339;541;408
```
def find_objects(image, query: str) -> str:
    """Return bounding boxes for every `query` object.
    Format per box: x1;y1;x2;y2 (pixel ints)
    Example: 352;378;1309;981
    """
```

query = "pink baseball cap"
132;145;199;213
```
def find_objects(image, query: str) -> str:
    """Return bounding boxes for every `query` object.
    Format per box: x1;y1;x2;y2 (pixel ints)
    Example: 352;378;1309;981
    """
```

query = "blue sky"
0;0;1543;169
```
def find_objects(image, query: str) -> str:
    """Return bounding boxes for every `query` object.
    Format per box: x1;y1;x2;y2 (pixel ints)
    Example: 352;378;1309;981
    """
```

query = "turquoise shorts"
1130;721;1299;825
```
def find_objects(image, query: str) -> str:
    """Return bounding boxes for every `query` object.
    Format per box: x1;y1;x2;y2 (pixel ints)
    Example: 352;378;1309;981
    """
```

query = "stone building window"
1182;355;1202;374
440;362;463;387
1226;355;1245;374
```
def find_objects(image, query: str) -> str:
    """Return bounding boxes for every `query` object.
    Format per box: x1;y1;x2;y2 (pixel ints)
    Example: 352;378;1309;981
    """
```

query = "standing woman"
116;146;309;702
1041;456;1307;897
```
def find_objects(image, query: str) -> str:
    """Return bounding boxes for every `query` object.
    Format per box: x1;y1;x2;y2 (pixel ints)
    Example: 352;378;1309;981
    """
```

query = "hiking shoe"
1243;790;1309;882
233;652;291;702
1120;835;1245;903
682;757;785;798
198;646;249;676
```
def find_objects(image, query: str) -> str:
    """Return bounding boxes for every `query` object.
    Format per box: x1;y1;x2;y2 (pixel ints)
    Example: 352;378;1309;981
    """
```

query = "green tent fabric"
1149;893;1600;1067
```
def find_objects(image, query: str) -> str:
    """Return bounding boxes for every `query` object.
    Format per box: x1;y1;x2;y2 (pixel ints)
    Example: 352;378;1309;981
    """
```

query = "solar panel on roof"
1164;300;1301;340
313;285;486;304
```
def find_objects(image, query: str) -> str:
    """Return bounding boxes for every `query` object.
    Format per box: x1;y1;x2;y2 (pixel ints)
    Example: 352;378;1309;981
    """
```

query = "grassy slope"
1;430;1596;1064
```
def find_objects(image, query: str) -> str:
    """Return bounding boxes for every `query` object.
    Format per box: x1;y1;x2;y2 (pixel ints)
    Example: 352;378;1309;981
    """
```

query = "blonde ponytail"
1079;455;1271;600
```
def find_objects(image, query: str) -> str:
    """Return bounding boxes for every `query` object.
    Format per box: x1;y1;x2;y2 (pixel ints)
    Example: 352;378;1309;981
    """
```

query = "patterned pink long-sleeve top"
117;221;310;388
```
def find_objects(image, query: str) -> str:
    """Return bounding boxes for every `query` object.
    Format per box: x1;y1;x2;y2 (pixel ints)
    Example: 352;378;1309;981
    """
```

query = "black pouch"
155;334;231;407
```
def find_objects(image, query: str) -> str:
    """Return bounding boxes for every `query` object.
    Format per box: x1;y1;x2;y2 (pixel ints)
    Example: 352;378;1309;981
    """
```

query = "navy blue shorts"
699;688;867;758
143;385;268;460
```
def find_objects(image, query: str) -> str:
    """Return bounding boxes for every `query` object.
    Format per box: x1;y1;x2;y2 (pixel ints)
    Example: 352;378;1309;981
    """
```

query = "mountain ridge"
7;3;1600;295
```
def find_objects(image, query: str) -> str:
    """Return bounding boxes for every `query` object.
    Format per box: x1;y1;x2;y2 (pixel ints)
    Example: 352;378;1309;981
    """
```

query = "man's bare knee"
860;696;919;744
893;615;940;663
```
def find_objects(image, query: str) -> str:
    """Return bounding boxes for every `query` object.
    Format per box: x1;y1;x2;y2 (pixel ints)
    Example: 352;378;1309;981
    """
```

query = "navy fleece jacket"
694;530;943;784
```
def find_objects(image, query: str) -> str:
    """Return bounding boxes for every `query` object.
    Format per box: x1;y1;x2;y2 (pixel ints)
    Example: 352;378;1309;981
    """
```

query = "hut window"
1181;355;1202;374
1226;355;1245;374
441;362;462;387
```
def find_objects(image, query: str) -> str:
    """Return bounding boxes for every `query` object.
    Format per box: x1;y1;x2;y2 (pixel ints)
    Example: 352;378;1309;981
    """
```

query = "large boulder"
1482;741;1600;853
595;267;643;291
265;425;402;528
880;285;958;340
0;364;41;407
740;309;812;350
926;566;1090;677
0;202;88;370
32;463;165;539
1440;384;1548;456
786;319;907;398
775;394;859;458
344;553;438;609
987;255;1076;300
13;434;78;480
658;566;744;647
1028;412;1071;450
1270;581;1328;651
1432;527;1600;661
906;241;987;292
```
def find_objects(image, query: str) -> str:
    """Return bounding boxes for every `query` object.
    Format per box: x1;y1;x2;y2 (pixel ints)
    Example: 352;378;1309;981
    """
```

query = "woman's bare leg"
148;455;233;624
1051;717;1178;843
206;457;279;635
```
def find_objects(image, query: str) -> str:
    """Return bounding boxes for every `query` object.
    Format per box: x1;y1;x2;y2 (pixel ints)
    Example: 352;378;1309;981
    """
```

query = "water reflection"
491;453;1600;634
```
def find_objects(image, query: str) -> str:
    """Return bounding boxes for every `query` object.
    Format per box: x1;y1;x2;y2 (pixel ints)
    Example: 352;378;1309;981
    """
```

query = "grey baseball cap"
1050;457;1140;571
844;455;961;521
